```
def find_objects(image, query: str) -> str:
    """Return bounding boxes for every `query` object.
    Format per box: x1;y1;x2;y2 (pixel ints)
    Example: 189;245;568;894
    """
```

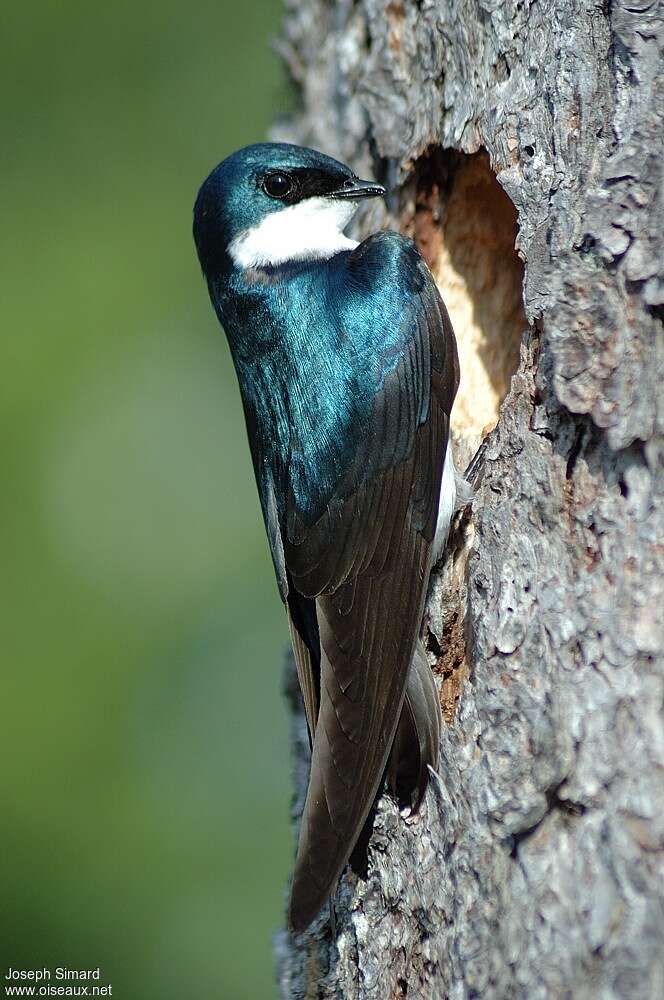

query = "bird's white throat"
228;197;359;268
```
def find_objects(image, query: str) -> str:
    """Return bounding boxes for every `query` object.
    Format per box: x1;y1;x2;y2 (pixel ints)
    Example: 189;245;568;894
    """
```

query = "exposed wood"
273;1;664;996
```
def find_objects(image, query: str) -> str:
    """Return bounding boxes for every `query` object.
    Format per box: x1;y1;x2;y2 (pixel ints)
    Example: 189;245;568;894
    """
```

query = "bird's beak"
330;177;386;200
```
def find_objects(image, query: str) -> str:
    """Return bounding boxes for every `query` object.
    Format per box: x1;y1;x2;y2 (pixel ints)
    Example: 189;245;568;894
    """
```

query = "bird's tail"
387;641;441;813
292;641;442;929
347;641;441;883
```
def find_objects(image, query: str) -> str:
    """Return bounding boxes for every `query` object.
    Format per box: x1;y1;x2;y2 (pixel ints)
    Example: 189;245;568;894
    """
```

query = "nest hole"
406;148;526;461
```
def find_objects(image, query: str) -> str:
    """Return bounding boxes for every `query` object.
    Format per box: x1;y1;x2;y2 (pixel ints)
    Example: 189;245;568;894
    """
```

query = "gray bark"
272;2;664;997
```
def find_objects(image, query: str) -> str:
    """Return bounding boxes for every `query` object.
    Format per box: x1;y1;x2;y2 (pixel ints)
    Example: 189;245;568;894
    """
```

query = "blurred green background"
1;3;293;997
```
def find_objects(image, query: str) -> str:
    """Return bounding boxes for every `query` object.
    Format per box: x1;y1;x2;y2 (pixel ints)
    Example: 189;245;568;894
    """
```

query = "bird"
193;142;459;932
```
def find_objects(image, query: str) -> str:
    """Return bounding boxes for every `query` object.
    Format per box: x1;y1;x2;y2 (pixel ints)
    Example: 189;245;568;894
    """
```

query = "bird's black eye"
262;172;295;199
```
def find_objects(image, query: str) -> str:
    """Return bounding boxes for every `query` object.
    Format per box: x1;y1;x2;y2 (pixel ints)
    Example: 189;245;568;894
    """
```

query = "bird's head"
193;143;385;275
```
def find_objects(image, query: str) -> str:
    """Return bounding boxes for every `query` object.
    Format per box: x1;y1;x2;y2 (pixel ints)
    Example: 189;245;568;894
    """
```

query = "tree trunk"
273;2;664;997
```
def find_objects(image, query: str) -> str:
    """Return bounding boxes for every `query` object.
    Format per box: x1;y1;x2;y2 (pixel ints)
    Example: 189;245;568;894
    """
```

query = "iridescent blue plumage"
193;143;459;932
212;234;430;527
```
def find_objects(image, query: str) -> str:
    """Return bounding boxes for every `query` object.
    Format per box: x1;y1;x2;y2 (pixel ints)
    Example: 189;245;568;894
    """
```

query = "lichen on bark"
273;1;664;997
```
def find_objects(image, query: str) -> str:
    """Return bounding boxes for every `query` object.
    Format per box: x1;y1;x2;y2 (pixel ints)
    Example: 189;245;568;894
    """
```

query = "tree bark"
273;2;664;997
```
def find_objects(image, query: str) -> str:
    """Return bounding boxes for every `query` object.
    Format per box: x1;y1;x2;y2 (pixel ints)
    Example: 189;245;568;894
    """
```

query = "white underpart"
433;444;457;562
228;197;359;268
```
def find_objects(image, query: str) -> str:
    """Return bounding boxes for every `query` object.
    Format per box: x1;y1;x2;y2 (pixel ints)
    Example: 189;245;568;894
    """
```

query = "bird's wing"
283;234;458;931
242;401;322;742
286;587;320;743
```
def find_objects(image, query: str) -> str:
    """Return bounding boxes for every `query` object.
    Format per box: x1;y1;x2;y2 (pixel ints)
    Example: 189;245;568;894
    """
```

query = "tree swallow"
193;143;459;931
